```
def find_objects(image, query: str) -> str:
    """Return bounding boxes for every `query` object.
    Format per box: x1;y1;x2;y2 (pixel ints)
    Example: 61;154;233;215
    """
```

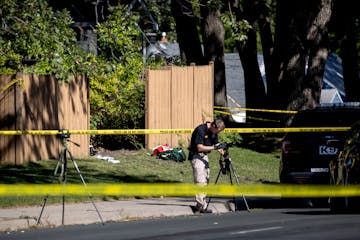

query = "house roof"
320;89;343;103
225;52;345;108
322;53;345;100
146;42;180;61
225;53;246;109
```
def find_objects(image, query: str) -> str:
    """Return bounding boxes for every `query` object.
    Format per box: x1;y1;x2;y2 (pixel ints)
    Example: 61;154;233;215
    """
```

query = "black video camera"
56;130;71;139
219;150;231;174
214;142;229;150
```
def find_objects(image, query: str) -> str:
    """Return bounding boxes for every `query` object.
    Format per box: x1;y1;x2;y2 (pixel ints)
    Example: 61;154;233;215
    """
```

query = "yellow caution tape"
214;106;298;114
0;129;192;135
223;127;350;133
0;183;359;197
214;110;233;116
215;110;281;123
0;127;350;135
242;115;281;123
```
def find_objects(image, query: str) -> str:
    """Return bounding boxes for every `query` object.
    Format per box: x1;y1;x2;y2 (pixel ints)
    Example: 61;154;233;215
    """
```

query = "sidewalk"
0;197;232;232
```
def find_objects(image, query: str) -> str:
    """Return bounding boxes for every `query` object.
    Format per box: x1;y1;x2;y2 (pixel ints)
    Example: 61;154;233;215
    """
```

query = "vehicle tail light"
282;140;291;153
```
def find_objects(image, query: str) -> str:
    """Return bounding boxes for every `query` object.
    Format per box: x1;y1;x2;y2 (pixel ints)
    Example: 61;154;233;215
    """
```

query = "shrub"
89;4;145;149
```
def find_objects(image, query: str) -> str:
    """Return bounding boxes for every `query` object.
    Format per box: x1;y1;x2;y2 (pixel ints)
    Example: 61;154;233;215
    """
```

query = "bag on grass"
171;147;187;162
158;148;186;162
152;144;172;156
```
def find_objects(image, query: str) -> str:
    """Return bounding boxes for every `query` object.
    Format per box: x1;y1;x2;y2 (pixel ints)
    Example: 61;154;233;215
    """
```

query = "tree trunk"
199;1;228;110
234;0;266;111
171;0;204;65
256;0;274;99
234;0;267;111
268;0;331;115
334;1;360;102
305;0;331;104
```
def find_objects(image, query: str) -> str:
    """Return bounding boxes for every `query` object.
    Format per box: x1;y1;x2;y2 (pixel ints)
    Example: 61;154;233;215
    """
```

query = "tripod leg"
61;150;67;225
205;168;222;211
230;163;250;211
62;195;65;225
37;155;63;225
67;150;104;225
228;170;238;211
214;168;222;185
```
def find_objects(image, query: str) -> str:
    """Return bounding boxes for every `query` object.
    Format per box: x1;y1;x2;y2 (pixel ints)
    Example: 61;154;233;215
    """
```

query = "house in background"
146;38;346;123
224;53;247;122
320;89;343;104
225;53;346;122
145;33;180;63
322;53;345;102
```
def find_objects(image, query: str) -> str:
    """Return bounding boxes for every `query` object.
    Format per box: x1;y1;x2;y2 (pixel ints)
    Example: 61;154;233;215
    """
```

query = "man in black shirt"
188;119;226;213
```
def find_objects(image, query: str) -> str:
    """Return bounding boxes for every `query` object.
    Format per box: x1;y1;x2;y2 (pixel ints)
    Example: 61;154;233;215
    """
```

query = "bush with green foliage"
0;1;146;149
219;132;243;147
0;0;89;81
89;5;145;149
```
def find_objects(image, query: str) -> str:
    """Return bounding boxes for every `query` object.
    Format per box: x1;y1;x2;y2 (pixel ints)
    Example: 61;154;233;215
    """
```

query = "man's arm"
196;143;215;152
196;143;226;154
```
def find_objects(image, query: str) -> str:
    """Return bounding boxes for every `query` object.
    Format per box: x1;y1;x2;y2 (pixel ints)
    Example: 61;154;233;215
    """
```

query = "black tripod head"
56;130;80;147
219;145;231;174
56;130;71;139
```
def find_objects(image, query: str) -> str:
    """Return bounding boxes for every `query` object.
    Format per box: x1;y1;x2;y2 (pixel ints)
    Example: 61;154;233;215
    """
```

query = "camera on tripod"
207;142;251;211
56;130;71;139
217;142;231;174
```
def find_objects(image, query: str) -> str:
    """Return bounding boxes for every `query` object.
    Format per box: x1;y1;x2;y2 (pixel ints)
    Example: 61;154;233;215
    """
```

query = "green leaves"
221;13;251;46
0;0;86;81
89;4;145;149
95;5;141;63
1;1;145;148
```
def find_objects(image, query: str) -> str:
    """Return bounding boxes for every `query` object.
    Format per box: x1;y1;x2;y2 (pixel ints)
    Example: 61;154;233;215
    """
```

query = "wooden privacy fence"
0;74;89;164
145;63;214;149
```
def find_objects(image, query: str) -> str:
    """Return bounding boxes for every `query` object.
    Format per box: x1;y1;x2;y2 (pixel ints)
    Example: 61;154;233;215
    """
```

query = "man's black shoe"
190;205;200;214
199;208;213;213
190;206;213;214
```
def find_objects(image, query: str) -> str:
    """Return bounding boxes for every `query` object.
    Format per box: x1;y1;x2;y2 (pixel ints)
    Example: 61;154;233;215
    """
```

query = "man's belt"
192;151;209;156
192;154;209;169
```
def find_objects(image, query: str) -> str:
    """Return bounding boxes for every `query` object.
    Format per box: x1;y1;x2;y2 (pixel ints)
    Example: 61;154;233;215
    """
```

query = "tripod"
37;131;104;225
206;150;250;212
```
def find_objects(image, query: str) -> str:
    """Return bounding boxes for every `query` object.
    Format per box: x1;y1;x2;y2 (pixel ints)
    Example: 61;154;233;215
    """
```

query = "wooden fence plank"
193;63;214;124
0;75;16;164
145;64;213;150
145;68;172;149
170;66;194;147
0;74;89;164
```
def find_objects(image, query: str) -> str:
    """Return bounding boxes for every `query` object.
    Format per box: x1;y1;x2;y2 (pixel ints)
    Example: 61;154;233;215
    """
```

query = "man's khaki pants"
191;154;210;210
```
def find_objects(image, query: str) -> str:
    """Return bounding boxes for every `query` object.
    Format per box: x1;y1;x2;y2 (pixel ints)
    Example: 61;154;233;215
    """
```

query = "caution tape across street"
0;183;359;197
0;127;351;136
214;106;298;114
223;127;350;133
0;129;191;135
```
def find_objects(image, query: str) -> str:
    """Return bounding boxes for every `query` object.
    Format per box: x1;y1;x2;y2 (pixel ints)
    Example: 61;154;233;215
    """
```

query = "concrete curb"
0;197;231;232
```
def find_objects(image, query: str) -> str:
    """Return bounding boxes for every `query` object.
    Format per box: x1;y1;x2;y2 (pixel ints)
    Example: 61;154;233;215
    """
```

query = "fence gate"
145;63;214;149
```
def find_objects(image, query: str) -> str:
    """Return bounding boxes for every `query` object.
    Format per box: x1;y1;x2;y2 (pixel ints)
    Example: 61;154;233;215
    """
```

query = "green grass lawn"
0;147;280;207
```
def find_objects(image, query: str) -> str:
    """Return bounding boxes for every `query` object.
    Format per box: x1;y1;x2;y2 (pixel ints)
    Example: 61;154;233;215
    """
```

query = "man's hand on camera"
214;142;227;150
218;148;225;156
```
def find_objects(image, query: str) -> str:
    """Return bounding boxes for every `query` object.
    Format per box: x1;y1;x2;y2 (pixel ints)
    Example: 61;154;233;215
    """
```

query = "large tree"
332;0;360;102
171;0;204;65
172;0;360;125
233;0;268;110
171;0;228;114
267;0;332;113
200;0;227;109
